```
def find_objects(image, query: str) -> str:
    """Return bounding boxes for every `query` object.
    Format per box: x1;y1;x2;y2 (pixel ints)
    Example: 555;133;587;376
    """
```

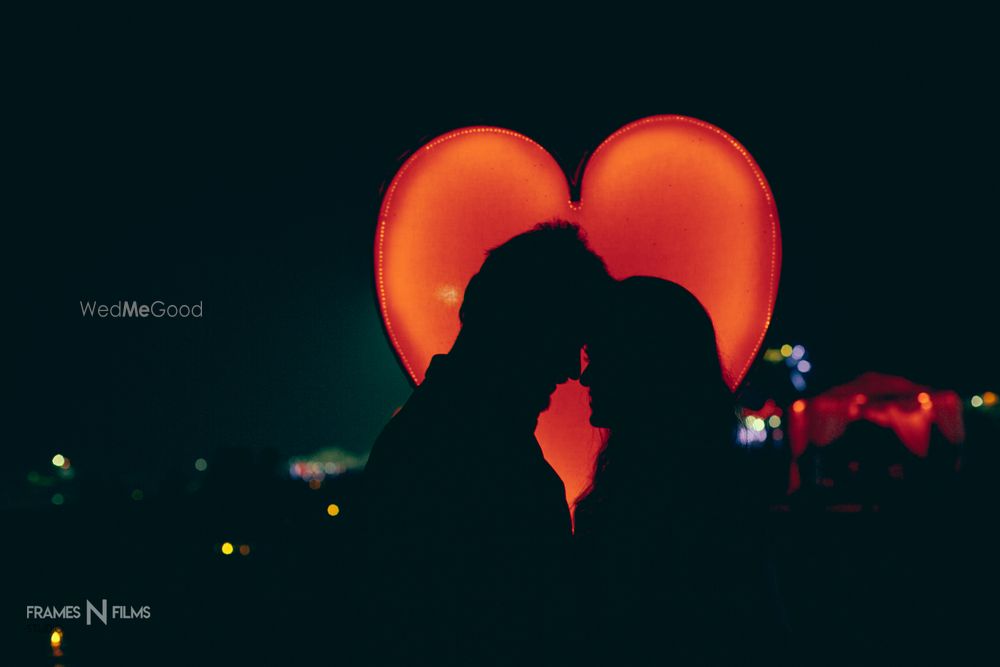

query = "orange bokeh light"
376;116;781;508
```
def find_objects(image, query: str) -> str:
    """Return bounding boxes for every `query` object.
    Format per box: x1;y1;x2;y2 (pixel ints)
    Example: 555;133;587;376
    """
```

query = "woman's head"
574;277;742;517
580;277;732;434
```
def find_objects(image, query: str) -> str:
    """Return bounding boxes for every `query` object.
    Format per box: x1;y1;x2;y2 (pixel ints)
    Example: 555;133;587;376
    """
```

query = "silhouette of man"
362;221;610;666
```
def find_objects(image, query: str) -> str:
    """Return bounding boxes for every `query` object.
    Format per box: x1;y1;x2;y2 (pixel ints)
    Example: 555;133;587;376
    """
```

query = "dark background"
10;65;998;486
6;32;998;665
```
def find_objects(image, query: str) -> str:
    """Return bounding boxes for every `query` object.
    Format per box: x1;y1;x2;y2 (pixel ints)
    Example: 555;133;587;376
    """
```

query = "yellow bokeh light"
768;415;781;428
326;503;340;517
971;395;984;408
51;454;65;468
780;344;793;358
221;542;234;555
763;348;783;363
50;628;63;648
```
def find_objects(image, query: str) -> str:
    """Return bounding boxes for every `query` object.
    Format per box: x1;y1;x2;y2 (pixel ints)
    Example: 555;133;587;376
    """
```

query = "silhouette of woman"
574;277;786;665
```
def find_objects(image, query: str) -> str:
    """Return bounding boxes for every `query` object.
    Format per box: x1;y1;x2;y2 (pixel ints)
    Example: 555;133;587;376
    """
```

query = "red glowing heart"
375;115;781;507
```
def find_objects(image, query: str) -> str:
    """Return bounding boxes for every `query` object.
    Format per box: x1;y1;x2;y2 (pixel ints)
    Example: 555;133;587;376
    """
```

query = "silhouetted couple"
362;222;785;665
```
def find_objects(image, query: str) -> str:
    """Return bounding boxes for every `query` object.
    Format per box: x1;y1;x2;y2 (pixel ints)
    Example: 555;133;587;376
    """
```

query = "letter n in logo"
86;599;108;626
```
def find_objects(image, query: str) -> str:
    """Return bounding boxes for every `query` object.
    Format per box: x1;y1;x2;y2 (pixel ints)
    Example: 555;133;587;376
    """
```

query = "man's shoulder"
365;388;471;479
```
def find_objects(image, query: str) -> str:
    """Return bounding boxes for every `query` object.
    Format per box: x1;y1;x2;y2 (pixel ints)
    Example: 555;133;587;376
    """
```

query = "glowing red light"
376;116;781;506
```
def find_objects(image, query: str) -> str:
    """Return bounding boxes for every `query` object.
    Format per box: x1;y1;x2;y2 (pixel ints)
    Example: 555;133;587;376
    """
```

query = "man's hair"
458;220;610;330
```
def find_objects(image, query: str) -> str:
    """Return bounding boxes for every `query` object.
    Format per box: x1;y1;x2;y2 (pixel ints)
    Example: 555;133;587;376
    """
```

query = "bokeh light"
194;458;208;472
763;348;783;363
326;503;341;517
221;542;234;555
790;372;807;391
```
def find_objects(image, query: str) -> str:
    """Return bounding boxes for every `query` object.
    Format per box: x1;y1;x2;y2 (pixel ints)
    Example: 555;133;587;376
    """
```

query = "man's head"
452;221;611;414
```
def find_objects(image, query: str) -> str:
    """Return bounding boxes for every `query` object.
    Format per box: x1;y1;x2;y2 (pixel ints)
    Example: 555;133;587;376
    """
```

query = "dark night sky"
8;45;997;489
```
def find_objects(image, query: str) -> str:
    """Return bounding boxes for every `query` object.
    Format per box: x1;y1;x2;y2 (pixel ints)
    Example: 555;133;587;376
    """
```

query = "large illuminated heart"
375;115;781;507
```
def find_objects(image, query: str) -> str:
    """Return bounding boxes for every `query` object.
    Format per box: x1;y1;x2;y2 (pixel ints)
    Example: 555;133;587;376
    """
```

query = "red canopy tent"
787;372;965;492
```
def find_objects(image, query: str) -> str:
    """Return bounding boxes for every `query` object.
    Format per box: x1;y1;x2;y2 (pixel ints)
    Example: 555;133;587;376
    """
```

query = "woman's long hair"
573;276;783;665
575;277;741;527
